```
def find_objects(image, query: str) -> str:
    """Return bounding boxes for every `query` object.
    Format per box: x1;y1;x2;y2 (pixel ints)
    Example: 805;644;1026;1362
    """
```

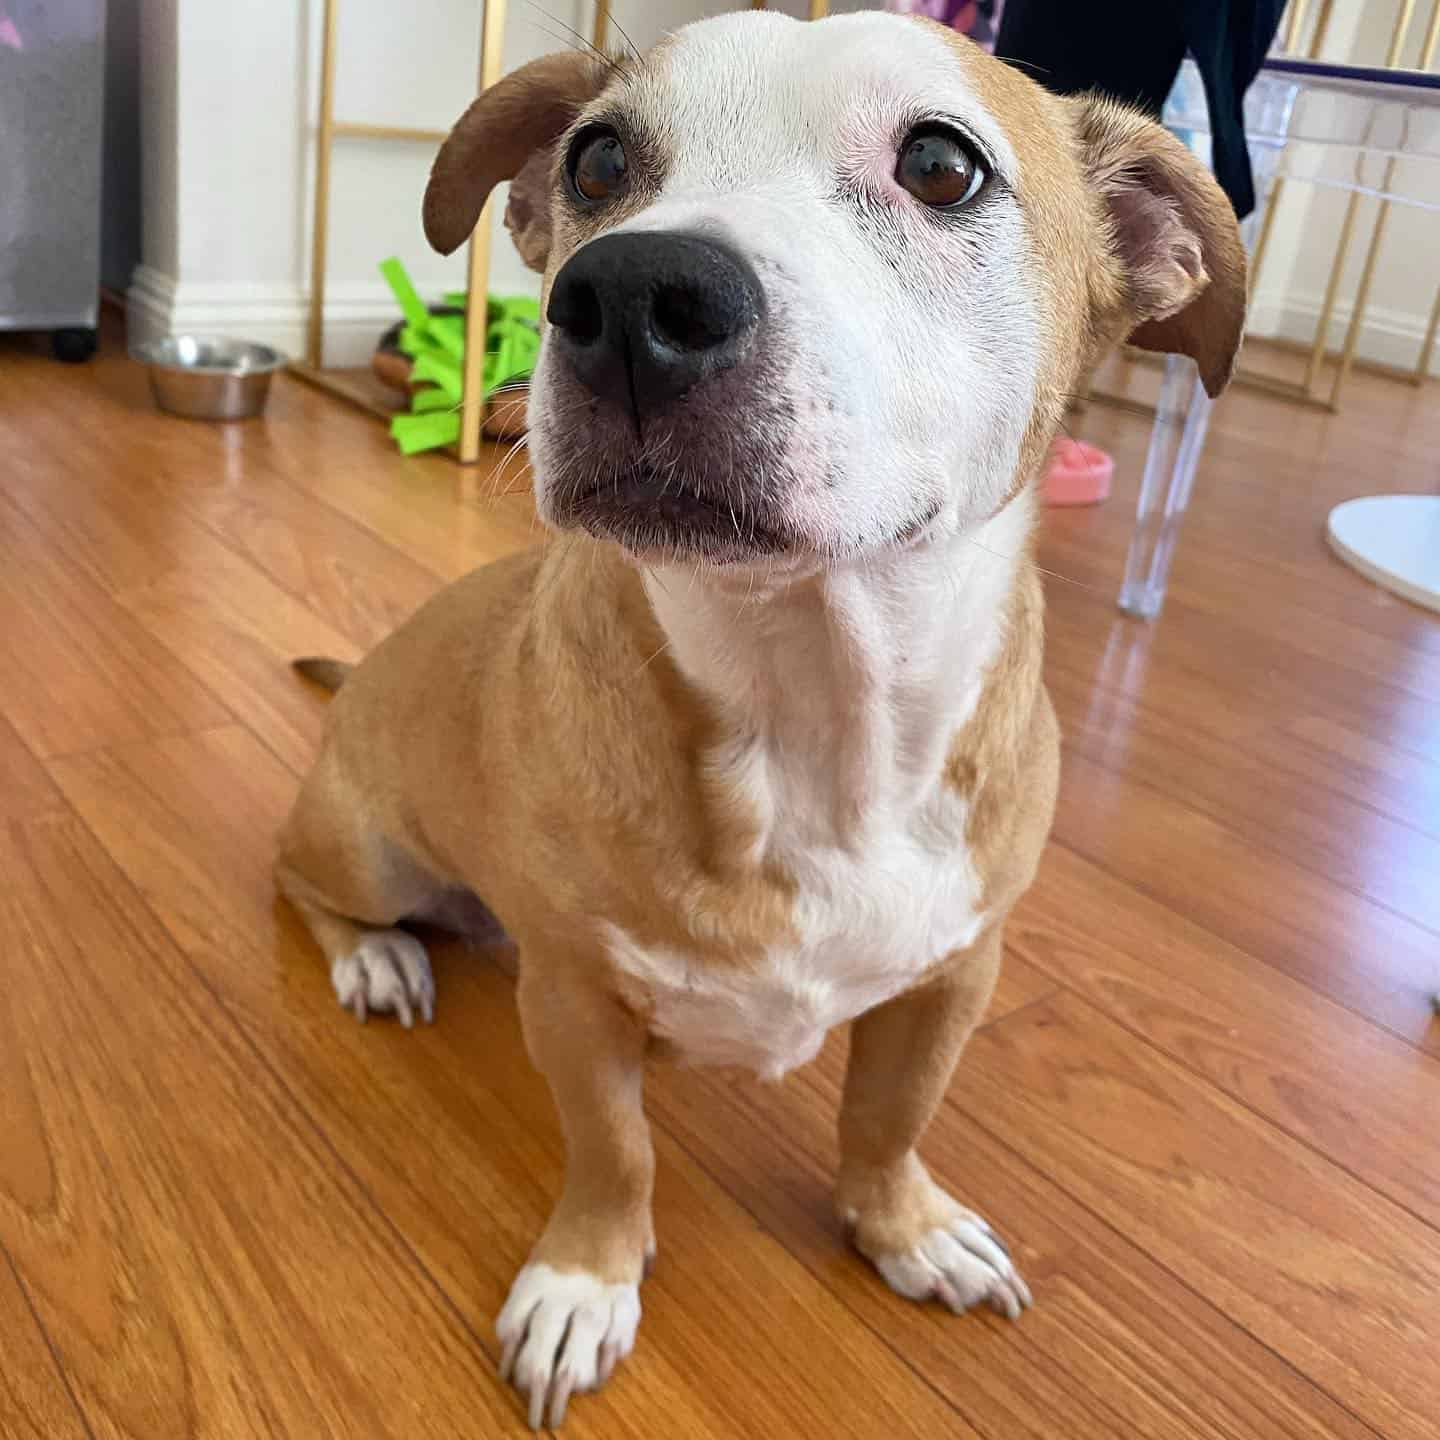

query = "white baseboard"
126;265;429;368
1248;287;1438;378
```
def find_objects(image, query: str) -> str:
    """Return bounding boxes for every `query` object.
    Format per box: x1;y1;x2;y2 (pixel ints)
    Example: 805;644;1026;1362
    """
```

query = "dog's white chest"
605;805;985;1080
619;507;1025;1080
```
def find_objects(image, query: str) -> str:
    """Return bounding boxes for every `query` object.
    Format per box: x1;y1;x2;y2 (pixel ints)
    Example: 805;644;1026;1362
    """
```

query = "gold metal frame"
1232;0;1439;412
289;0;510;461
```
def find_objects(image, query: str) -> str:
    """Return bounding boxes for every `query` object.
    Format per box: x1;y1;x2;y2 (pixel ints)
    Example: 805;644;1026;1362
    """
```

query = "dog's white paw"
497;1263;641;1430
873;1212;1031;1320
331;930;434;1027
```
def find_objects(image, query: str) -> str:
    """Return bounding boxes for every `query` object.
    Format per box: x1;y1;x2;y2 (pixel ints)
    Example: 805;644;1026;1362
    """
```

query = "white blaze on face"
536;9;1042;556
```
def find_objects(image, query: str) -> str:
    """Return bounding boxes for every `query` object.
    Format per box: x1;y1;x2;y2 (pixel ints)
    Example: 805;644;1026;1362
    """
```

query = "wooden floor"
2;318;1438;1440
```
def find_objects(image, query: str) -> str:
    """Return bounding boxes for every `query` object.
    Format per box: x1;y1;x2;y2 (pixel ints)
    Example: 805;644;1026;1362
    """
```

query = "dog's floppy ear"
1073;96;1247;398
423;52;605;261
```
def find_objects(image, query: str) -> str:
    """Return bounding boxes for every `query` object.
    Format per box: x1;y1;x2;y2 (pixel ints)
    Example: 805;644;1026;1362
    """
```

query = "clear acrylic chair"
1116;59;1440;618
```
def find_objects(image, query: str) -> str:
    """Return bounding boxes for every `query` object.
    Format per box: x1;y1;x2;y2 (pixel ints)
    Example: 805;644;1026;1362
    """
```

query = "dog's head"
425;11;1245;567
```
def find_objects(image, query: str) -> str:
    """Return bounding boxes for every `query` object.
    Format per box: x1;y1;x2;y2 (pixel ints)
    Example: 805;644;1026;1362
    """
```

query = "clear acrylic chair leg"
1112;104;1275;622
1117;354;1213;619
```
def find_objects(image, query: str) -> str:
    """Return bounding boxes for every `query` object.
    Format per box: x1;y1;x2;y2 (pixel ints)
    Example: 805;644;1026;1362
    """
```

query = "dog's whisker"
962;534;1094;592
488;432;534;496
484;459;531;504
519;0;624;75
999;55;1051;78
598;3;643;63
733;561;758;629
645;564;678;602
516;16;606;69
631;635;674;679
587;529;603;589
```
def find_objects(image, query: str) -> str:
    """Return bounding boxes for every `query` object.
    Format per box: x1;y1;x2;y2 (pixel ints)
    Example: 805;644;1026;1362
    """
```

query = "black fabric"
995;0;1286;218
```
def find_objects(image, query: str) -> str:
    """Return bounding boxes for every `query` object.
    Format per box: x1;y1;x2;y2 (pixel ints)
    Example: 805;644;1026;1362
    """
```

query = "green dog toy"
378;257;540;456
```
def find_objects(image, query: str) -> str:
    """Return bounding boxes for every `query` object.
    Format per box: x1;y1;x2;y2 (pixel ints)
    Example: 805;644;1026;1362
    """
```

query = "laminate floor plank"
0;812;518;1440
0;1249;92;1440
1008;844;1440;1224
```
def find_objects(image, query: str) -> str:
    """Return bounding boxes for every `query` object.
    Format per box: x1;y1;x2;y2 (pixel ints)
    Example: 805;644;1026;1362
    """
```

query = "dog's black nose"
546;231;763;423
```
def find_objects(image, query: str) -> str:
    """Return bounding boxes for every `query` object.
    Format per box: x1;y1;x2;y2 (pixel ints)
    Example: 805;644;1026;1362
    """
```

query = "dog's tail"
291;656;353;694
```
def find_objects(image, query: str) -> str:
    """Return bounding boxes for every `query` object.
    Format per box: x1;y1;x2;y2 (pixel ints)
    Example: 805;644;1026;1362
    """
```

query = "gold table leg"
305;0;339;369
459;0;510;465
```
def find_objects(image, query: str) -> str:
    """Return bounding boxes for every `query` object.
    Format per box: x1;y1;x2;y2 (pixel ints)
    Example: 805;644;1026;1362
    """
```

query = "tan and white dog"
277;9;1244;1429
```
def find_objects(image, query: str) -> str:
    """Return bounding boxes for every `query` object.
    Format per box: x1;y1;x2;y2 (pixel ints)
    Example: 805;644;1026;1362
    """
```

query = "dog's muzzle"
541;230;793;562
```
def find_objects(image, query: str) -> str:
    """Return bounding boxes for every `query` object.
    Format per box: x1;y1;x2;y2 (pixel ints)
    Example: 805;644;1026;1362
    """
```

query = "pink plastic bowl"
1043;438;1113;507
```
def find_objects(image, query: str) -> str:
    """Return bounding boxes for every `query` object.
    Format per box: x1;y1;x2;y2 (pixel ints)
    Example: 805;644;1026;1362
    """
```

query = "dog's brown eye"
569;128;628;204
897;128;984;208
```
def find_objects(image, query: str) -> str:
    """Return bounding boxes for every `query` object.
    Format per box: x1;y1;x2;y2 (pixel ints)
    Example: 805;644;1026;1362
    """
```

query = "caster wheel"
52;327;98;363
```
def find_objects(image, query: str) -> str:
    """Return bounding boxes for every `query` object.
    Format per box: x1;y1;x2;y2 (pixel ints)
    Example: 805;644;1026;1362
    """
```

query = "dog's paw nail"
597;1339;619;1384
497;1264;640;1428
934;1277;964;1314
873;1209;1030;1321
331;931;435;1028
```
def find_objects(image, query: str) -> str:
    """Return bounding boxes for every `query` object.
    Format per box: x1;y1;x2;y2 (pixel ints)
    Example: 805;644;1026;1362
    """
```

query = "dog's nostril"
549;276;604;346
545;232;763;420
651;282;732;353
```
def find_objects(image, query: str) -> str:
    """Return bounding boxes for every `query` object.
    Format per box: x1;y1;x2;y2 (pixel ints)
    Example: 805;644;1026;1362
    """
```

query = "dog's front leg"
836;928;1031;1320
499;957;654;1429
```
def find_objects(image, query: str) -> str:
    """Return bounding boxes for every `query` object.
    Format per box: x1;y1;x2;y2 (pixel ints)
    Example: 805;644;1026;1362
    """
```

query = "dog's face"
426;12;1245;567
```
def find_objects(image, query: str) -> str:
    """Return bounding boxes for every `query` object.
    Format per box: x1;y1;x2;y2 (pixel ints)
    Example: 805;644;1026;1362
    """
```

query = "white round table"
1327;495;1440;614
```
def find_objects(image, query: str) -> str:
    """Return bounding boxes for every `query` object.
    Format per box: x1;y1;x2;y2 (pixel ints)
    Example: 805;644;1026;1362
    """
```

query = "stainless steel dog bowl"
131;335;286;420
